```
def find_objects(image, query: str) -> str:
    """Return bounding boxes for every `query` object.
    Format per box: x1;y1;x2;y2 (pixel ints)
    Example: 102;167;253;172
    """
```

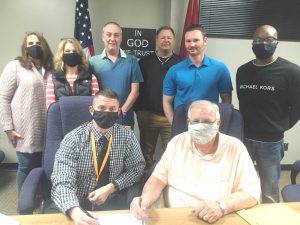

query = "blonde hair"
54;38;88;70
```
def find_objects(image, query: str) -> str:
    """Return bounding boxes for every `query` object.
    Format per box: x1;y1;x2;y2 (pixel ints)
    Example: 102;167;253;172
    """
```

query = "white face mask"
188;122;219;145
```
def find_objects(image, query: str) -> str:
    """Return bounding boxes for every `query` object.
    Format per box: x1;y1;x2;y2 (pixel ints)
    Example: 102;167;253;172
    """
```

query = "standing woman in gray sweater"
0;32;54;196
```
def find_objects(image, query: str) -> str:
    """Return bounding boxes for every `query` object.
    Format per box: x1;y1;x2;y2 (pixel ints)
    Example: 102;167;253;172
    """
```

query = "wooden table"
11;202;300;225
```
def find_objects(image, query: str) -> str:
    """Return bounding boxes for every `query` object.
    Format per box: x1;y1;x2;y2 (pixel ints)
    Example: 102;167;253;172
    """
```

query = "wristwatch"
216;201;227;216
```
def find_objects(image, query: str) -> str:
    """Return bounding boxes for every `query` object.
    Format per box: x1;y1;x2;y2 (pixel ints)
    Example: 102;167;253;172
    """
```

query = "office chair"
0;150;5;163
145;102;244;181
281;160;300;202
172;101;244;141
18;96;93;214
19;96;142;214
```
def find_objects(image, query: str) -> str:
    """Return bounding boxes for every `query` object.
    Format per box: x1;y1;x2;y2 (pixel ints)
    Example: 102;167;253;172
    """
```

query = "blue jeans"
16;151;42;194
244;138;284;203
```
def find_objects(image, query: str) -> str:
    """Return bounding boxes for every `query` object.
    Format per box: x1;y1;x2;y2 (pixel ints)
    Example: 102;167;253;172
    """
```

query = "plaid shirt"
51;122;145;213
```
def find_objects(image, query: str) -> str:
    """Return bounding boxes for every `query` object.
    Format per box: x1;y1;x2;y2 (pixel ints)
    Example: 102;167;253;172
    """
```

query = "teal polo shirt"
89;49;143;125
163;55;232;109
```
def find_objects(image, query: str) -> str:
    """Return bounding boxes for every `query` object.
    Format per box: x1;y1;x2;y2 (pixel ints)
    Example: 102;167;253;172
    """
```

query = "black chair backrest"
171;102;244;141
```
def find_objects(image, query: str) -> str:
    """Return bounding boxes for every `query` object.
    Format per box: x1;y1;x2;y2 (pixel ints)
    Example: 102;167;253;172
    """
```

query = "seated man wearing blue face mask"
51;89;145;225
130;100;261;224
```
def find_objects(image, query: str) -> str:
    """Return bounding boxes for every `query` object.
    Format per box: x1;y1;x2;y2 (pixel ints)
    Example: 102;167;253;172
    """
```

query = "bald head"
253;25;278;40
187;100;220;124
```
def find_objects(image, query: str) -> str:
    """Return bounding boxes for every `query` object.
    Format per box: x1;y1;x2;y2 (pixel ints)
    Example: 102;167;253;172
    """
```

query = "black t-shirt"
136;53;181;115
236;57;300;141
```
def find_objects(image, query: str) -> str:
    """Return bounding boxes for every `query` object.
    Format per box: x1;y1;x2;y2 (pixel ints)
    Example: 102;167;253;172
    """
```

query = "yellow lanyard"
90;130;112;182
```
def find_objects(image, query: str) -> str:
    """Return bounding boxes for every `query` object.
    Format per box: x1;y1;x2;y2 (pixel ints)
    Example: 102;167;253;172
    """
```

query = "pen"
139;197;145;225
79;206;96;219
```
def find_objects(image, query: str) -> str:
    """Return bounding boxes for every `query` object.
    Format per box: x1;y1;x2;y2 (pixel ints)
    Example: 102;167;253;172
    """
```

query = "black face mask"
252;43;276;60
27;45;43;59
93;111;119;129
63;53;82;67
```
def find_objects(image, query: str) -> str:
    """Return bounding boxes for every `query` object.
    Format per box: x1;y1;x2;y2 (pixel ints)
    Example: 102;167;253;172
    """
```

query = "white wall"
0;0;171;163
0;0;299;164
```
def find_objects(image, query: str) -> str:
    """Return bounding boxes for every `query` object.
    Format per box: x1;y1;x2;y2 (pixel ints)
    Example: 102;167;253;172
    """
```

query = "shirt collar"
100;48;127;59
186;54;210;68
90;122;113;142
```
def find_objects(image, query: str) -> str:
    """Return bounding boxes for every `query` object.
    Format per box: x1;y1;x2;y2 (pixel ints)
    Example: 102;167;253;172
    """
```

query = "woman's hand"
5;130;23;148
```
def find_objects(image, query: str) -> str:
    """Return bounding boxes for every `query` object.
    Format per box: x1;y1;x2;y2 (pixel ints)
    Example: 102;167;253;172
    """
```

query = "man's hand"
69;207;99;225
130;197;148;221
5;130;23;148
162;95;174;125
121;107;127;116
193;201;223;224
88;183;116;205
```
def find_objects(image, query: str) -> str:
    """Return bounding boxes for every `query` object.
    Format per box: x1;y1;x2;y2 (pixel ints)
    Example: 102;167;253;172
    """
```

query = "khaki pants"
136;110;171;169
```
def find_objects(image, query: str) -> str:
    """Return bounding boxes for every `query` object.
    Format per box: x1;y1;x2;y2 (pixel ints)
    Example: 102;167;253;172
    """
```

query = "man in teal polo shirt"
163;24;232;124
89;21;143;127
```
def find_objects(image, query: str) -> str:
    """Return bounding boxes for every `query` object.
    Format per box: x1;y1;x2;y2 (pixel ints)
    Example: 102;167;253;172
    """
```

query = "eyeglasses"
252;37;278;45
189;119;216;125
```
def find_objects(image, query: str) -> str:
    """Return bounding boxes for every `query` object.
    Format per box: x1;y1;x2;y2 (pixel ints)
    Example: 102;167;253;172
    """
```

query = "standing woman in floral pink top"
46;38;99;109
0;32;54;195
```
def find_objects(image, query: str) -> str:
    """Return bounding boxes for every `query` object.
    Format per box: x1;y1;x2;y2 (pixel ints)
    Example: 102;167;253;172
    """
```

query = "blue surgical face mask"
188;122;218;145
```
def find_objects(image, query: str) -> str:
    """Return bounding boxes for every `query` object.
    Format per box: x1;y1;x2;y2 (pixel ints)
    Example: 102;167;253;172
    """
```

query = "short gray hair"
187;100;220;120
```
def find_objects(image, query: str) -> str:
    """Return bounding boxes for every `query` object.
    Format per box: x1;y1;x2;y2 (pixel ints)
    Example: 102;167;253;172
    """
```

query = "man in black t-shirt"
236;25;300;203
135;26;180;170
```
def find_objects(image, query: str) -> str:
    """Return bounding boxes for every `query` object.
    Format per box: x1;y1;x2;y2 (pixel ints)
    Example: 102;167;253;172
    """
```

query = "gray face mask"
188;122;218;145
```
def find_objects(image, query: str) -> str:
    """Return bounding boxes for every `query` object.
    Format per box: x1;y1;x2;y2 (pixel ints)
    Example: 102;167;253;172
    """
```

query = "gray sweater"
0;60;49;153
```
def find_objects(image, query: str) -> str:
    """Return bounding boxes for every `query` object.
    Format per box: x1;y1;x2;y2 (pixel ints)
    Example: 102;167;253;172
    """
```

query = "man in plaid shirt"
51;89;145;224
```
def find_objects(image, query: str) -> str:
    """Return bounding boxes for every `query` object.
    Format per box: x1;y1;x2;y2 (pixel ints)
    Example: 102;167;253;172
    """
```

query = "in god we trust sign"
121;28;156;58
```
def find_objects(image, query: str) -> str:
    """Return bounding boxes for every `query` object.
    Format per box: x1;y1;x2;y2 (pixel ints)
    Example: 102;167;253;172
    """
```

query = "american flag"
74;0;95;58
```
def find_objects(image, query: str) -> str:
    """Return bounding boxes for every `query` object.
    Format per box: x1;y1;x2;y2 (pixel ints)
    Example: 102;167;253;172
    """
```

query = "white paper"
98;212;143;225
0;213;19;225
